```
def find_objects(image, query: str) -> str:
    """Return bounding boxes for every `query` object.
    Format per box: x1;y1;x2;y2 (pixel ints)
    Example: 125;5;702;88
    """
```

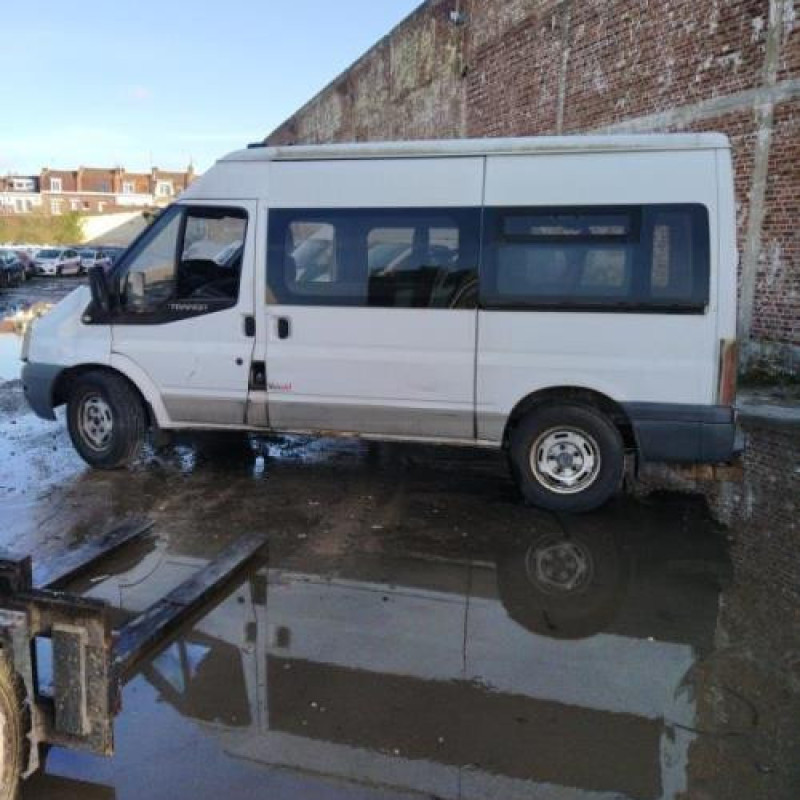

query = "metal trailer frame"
0;519;267;779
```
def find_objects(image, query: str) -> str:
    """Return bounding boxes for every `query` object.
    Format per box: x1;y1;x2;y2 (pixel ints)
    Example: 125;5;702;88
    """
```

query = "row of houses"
0;165;197;216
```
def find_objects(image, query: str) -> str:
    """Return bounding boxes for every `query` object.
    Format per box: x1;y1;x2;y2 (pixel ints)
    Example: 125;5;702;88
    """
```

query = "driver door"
111;201;257;426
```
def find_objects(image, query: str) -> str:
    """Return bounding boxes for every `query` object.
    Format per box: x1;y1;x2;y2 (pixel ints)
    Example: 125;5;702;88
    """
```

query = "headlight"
21;318;34;362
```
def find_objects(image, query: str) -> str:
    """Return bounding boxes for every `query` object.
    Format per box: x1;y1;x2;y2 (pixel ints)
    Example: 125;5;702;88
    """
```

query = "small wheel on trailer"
509;404;624;513
0;653;30;800
66;370;147;469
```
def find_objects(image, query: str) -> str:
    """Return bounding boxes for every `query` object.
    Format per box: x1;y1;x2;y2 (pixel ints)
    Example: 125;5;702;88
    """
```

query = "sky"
0;0;422;175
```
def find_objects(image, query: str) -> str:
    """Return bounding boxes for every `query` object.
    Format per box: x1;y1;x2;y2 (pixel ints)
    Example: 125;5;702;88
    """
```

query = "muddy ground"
1;279;799;800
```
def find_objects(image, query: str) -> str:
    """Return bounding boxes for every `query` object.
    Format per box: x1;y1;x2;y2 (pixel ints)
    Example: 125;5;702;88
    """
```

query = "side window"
179;210;247;301
484;205;709;311
493;209;636;301
121;209;182;311
268;208;479;309
366;221;466;308
286;222;342;291
648;208;707;302
120;206;247;314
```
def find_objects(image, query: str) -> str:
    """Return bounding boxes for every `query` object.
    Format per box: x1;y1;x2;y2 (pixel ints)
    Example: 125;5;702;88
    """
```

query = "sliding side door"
264;158;484;440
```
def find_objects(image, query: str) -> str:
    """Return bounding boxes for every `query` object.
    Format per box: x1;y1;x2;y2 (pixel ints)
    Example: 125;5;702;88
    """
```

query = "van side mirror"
88;266;111;315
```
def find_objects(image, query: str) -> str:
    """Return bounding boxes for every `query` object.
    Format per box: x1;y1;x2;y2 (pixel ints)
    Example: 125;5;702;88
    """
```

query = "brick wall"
267;0;800;374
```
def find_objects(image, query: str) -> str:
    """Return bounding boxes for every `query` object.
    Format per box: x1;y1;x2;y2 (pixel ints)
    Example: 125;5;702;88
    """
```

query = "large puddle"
13;419;800;800
26;495;733;800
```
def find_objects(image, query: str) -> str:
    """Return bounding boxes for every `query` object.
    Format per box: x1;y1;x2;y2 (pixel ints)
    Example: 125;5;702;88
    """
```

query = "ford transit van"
21;135;739;511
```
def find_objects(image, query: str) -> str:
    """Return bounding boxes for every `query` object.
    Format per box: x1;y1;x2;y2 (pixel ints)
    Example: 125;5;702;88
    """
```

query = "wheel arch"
503;386;636;452
52;364;159;428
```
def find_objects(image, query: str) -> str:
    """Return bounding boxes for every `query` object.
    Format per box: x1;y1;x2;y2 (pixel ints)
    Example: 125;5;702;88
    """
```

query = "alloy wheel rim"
530;427;601;495
79;394;114;451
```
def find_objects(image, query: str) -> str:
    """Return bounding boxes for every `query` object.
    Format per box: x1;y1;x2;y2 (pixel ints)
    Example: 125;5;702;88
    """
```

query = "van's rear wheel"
509;405;624;512
67;371;146;469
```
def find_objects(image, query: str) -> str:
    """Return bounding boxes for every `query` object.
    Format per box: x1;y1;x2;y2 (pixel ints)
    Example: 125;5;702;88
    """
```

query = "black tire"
509;404;624;513
66;370;147;469
56;266;62;277
0;653;30;800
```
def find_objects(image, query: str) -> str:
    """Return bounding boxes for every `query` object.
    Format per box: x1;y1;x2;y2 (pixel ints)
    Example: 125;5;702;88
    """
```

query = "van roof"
221;133;730;163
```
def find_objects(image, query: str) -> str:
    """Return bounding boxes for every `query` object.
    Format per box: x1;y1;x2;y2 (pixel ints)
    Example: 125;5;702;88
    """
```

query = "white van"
21;135;738;511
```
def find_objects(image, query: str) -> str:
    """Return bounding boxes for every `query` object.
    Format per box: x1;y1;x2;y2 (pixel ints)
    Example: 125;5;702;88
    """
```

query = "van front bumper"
22;362;62;420
623;403;737;463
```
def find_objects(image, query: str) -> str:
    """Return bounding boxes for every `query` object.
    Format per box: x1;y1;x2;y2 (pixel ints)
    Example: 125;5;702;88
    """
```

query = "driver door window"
121;205;247;315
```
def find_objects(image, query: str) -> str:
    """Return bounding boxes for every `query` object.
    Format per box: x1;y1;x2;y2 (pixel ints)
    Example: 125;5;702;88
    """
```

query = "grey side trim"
22;362;62;421
268;401;474;440
162;395;246;426
623;402;736;463
623;403;734;425
245;391;269;428
476;412;507;443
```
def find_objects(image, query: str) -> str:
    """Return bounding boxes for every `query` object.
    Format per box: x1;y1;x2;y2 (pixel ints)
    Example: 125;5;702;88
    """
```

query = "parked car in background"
0;249;26;287
35;248;82;276
13;250;37;280
78;249;106;273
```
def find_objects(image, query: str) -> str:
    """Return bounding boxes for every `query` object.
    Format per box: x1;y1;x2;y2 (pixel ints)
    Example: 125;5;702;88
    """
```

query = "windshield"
39;249;61;258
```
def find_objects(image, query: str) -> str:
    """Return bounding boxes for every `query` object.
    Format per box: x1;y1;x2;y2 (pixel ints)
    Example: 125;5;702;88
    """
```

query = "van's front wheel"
509;405;624;513
67;371;146;469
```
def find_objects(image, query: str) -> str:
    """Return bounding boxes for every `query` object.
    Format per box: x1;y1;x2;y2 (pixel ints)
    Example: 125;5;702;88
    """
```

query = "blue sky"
0;0;421;175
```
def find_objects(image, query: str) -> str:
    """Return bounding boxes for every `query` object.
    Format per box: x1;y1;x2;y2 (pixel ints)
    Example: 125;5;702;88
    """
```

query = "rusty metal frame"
0;518;267;778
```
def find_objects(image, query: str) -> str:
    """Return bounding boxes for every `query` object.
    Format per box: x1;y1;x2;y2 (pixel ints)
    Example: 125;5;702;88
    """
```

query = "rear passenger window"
268;209;479;308
286;222;338;289
484;205;709;312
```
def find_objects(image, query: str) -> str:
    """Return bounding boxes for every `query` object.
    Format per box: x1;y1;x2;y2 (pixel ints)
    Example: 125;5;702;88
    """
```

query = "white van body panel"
179;161;269;203
27;286;111;368
265;307;478;438
264;157;484;438
110;199;259;427
269;157;485;209
476;313;716;440
483;150;718;207
477;149;721;440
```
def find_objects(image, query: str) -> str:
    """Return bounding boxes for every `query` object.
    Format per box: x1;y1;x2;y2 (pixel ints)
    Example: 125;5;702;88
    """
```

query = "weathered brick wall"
268;3;466;145
267;0;800;373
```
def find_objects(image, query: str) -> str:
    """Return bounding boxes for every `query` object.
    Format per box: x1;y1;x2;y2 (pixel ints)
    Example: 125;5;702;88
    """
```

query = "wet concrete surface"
1;281;799;799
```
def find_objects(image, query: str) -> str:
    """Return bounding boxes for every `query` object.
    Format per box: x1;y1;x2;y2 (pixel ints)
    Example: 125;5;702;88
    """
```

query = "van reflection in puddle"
125;495;730;800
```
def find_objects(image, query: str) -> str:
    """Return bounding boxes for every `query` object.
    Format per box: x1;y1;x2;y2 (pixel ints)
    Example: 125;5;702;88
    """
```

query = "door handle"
277;317;291;340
